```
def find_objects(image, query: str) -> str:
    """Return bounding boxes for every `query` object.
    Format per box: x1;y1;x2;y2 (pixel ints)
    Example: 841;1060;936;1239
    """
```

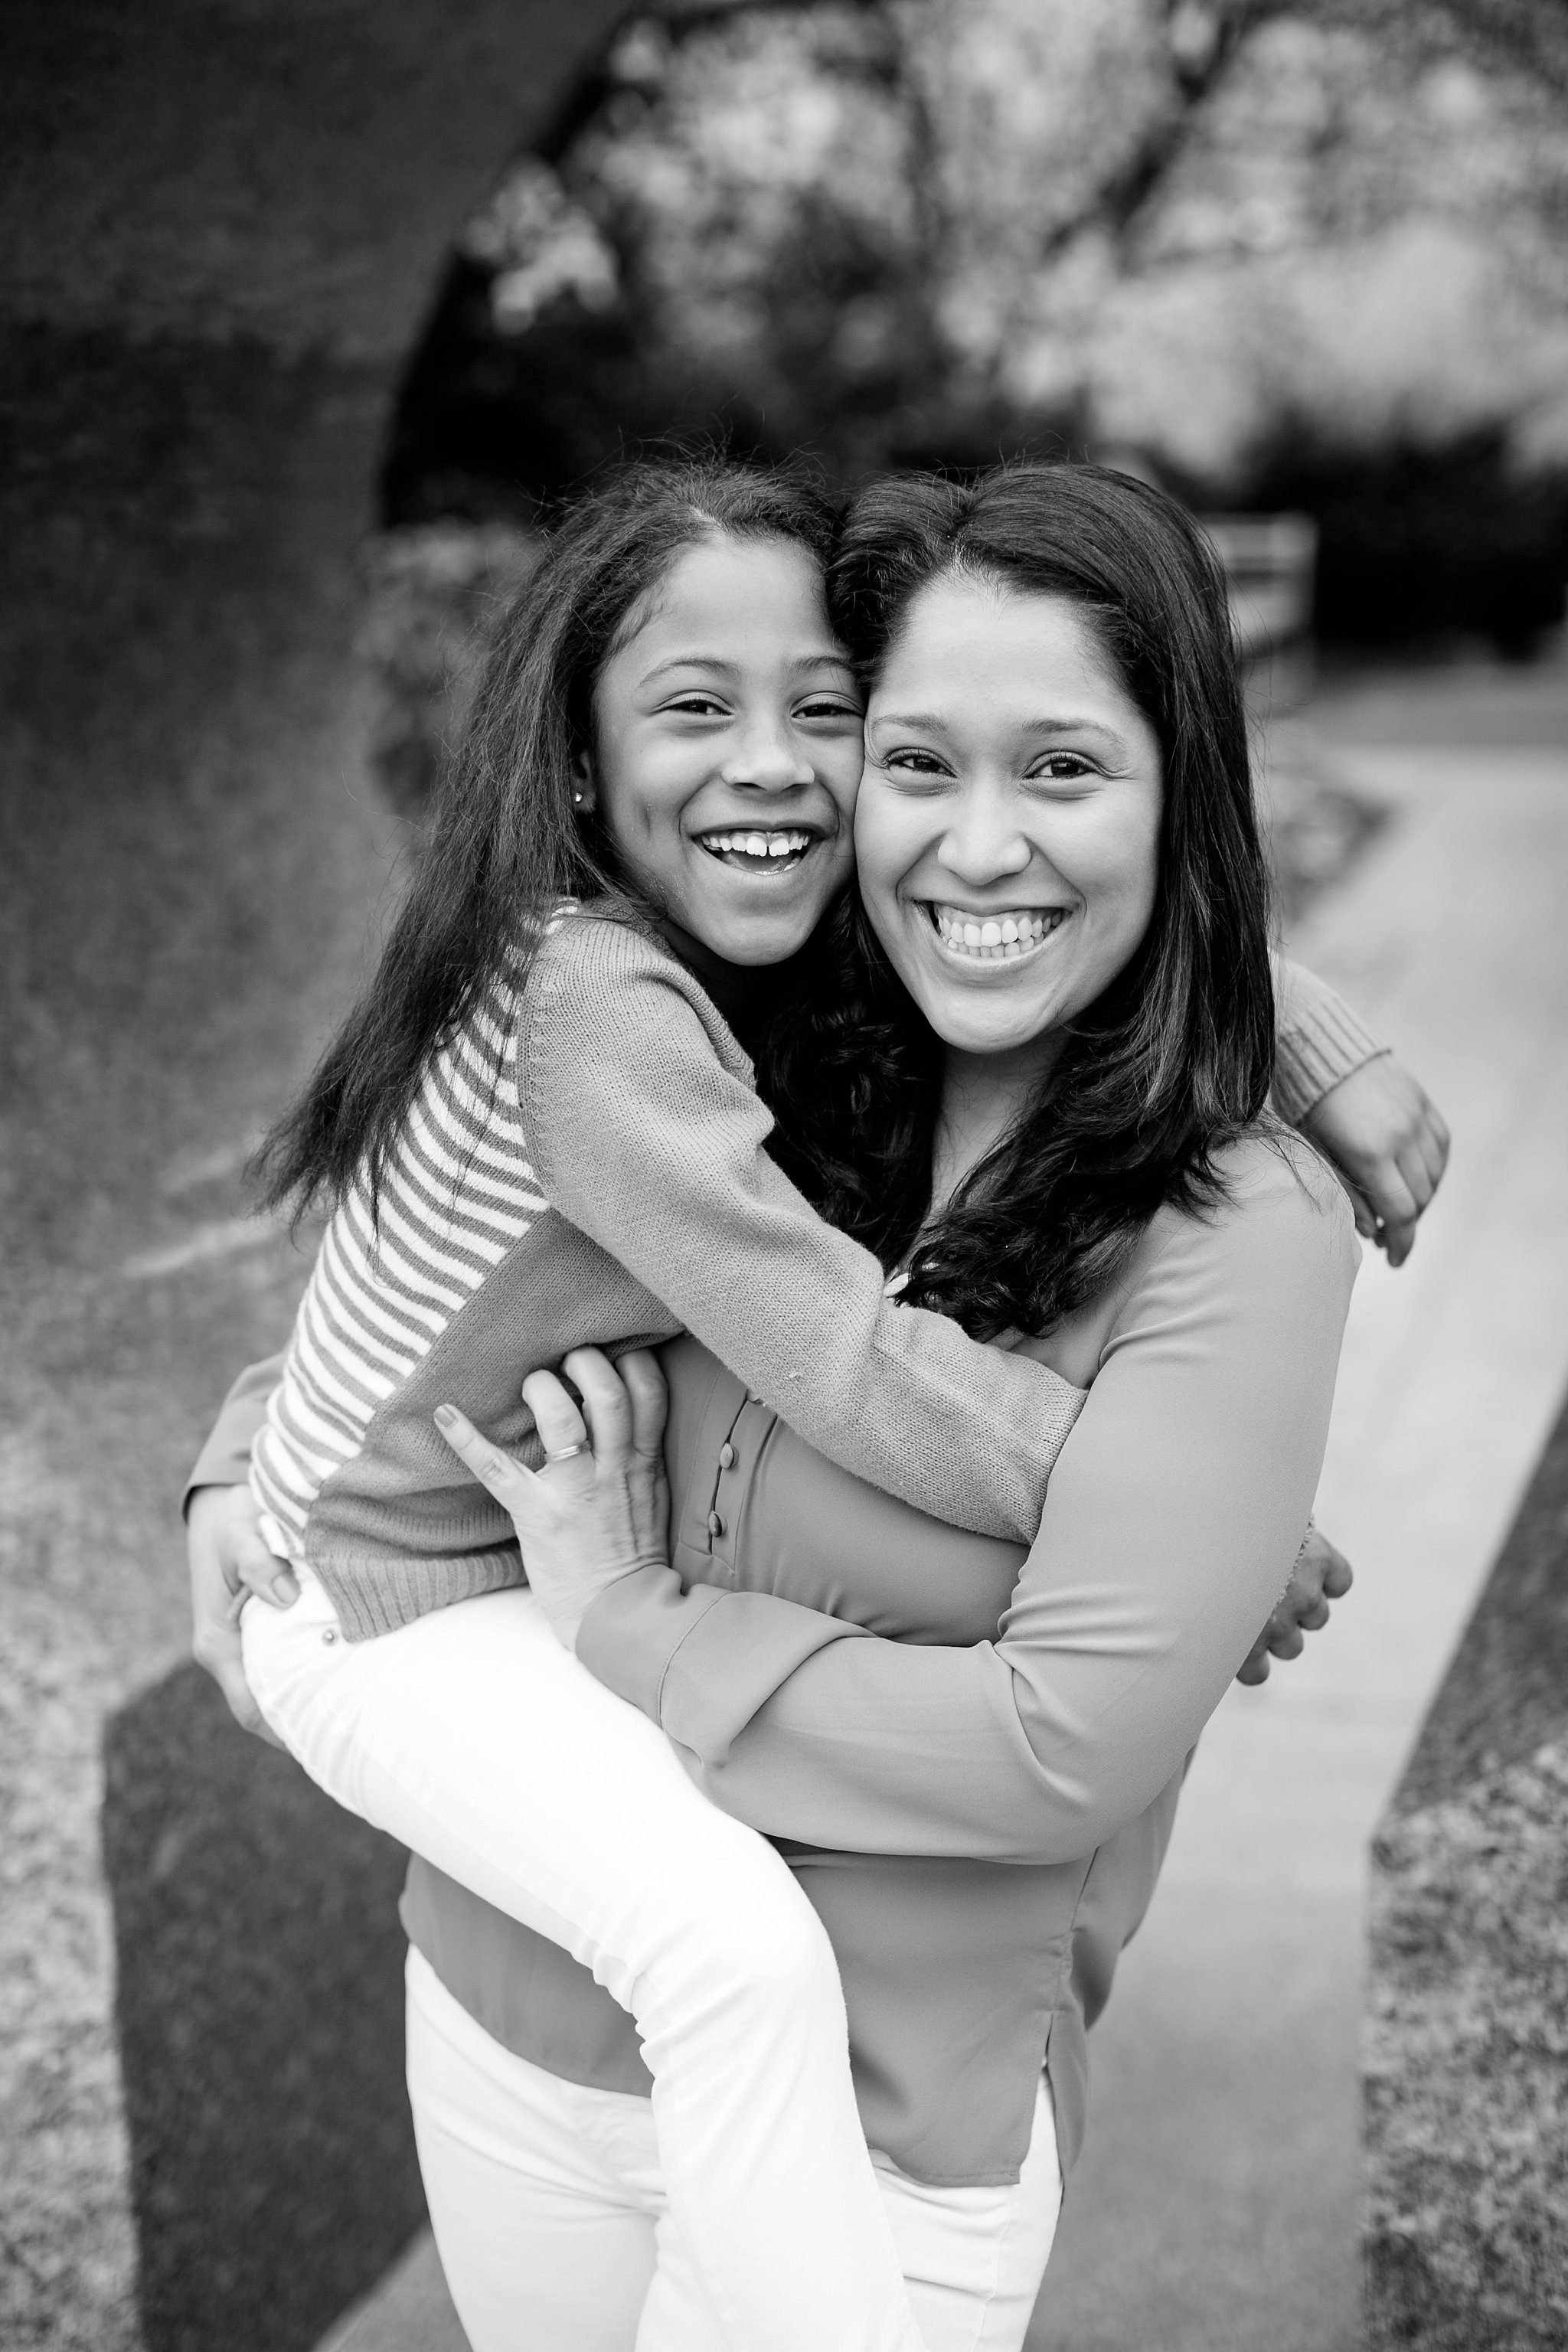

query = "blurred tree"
376;0;1568;720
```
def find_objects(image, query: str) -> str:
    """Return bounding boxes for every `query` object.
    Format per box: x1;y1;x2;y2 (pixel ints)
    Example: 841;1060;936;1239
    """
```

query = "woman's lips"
926;902;1068;962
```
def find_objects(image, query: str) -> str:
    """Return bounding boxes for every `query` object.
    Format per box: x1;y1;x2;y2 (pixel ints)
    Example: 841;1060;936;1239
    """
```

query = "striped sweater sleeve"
518;917;1084;1546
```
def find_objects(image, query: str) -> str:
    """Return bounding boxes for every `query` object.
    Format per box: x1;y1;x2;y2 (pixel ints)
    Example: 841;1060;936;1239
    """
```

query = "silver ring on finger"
546;1440;591;1463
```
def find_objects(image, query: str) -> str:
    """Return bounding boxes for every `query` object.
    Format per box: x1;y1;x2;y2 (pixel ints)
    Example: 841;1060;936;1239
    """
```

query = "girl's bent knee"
701;1884;842;2016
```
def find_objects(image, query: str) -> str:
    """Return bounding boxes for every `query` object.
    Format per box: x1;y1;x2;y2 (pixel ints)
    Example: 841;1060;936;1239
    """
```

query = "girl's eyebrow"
636;654;737;684
639;651;854;684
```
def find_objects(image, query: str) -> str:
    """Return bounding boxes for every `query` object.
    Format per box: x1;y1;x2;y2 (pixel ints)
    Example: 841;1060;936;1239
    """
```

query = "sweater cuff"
577;1570;866;1763
1273;964;1389;1127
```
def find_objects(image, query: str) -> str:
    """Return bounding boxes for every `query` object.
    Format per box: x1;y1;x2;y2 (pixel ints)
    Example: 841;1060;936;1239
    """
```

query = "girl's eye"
667;694;728;718
797;695;862;722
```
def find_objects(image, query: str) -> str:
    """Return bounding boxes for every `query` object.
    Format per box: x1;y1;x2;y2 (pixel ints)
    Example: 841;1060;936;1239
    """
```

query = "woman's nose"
936;793;1034;887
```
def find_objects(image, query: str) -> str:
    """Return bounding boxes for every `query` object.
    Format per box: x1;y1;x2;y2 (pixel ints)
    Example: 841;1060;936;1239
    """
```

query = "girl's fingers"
1396;1140;1437;1213
1345;1184;1380;1241
227;1522;299;1609
520;1369;590;1460
435;1402;535;1501
619;1350;669;1459
561;1348;632;1463
1363;1162;1421;1238
1425;1106;1452;1175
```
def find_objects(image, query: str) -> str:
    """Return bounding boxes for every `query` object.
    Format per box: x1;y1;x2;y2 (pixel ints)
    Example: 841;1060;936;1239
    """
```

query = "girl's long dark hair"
763;463;1276;1340
256;456;839;1220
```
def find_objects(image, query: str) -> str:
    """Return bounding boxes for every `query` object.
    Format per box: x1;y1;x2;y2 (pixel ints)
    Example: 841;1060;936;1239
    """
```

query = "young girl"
219;458;1392;2351
237;459;1088;2352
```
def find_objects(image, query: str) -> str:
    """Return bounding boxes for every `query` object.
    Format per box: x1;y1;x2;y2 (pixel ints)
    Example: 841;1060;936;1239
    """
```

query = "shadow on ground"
103;1666;420;2352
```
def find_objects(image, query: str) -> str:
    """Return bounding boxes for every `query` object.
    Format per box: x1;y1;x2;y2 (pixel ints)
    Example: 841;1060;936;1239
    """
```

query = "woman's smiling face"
588;534;864;967
855;573;1164;1063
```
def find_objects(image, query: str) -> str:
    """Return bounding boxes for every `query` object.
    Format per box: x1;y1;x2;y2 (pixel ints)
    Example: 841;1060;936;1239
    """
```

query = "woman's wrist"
544;1550;670;1655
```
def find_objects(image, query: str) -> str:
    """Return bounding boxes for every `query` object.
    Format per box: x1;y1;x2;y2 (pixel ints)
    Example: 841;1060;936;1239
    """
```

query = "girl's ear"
571;749;597;815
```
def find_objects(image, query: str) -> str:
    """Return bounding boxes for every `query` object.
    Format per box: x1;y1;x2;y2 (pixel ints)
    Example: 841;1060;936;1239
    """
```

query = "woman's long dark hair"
763;463;1275;1340
256;456;840;1220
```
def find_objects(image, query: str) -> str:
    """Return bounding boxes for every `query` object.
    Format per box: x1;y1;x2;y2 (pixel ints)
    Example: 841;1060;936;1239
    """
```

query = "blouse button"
718;1443;736;1471
707;1511;725;1538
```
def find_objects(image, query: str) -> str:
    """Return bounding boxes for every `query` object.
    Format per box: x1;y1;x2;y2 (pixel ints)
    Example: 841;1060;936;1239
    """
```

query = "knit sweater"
250;905;1089;1641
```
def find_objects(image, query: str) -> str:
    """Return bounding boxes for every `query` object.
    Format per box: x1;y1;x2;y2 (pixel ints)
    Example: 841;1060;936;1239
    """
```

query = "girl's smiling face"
854;573;1164;1067
586;534;864;967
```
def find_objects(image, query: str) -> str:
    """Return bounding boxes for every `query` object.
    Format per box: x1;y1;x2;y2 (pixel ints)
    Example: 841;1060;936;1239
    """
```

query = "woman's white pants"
243;1572;948;2352
407;1945;1062;2352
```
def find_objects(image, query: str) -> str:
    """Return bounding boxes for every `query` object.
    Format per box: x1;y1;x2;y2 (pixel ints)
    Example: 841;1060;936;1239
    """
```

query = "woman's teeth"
930;904;1066;960
700;828;813;870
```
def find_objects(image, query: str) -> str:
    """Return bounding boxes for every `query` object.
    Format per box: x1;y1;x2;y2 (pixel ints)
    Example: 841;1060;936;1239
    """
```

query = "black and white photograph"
2;4;1566;2350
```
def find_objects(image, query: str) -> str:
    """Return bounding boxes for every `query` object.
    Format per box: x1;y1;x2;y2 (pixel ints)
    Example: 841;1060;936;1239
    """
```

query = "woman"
191;464;1442;2350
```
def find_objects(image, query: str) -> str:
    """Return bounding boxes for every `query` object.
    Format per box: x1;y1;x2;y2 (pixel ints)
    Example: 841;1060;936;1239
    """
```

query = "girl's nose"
720;716;816;792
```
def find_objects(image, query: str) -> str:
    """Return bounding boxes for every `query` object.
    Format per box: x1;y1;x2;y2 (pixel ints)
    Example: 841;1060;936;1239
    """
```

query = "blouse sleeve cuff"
181;1357;283;1517
577;1570;866;1763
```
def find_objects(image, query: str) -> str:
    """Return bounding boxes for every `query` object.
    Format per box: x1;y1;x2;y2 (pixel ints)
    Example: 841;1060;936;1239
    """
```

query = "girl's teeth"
703;829;812;860
932;905;1063;959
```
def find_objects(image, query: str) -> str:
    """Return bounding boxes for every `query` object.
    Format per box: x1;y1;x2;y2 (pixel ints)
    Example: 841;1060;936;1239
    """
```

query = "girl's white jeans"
243;1569;1001;2352
407;1944;1061;2352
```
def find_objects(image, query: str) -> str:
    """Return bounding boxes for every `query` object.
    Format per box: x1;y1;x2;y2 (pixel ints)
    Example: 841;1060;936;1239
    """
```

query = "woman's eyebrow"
866;710;952;734
871;710;1129;750
1023;714;1127;740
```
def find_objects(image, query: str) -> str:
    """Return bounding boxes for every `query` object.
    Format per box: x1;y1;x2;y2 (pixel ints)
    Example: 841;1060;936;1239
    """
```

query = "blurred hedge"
381;0;1568;652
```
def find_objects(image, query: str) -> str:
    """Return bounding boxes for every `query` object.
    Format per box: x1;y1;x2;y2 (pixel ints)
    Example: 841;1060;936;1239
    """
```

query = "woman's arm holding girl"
462;1139;1358;1865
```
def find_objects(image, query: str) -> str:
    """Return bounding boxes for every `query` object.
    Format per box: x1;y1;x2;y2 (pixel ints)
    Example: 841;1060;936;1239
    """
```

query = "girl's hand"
1301;1054;1450;1266
187;1482;296;1745
435;1348;670;1651
1235;1522;1353;1686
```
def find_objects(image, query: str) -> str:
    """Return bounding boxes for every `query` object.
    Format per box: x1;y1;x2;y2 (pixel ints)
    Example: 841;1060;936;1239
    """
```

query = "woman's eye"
1030;752;1097;783
881;747;951;779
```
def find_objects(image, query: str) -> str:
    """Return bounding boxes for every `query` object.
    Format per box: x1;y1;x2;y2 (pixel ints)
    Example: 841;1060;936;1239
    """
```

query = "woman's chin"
926;1010;1060;1060
896;947;1070;1060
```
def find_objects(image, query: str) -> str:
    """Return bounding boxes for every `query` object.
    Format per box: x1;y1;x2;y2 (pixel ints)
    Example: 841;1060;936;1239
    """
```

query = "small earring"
572;792;585;807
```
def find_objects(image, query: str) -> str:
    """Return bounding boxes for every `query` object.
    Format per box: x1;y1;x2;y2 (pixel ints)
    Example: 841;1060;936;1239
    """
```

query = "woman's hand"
1235;1521;1353;1686
435;1348;671;1651
187;1483;296;1745
1301;1054;1449;1266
